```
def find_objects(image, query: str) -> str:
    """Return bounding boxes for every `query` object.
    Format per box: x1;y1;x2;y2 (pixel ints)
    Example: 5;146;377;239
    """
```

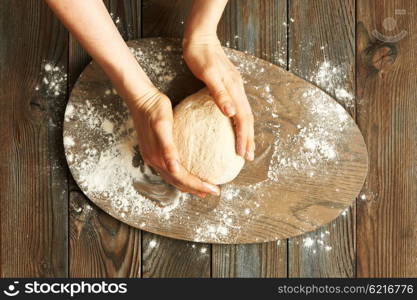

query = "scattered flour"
301;229;333;252
63;136;75;147
267;87;349;181
303;237;315;247
35;62;67;97
109;12;120;25
309;61;355;108
148;240;157;248
101;119;114;134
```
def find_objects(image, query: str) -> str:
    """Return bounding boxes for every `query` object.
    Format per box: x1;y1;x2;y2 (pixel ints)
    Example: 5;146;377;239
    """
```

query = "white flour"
63;136;75;147
301;229;333;252
35;62;67;97
309;61;355;108
148;239;157;248
65;99;184;224
101;119;114;134
267;88;349;181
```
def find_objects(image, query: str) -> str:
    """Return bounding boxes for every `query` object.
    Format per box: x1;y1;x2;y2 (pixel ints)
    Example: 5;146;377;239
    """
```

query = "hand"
126;89;220;198
183;35;255;161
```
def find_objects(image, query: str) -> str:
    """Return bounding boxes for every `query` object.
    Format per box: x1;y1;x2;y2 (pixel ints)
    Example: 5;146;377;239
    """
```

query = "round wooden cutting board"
63;38;368;244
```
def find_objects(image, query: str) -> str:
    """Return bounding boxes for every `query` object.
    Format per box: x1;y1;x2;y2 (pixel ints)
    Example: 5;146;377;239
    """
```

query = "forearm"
184;0;228;41
45;0;156;105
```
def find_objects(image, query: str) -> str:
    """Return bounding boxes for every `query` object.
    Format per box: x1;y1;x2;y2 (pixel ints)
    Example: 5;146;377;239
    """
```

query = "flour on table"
309;61;355;108
35;61;67;97
301;229;333;252
266;87;349;181
63;136;75;147
101;119;114;134
148;239;158;248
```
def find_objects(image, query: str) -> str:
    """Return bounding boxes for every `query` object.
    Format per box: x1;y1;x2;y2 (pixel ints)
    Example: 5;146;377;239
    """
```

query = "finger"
156;167;200;197
233;113;249;158
223;74;254;159
157;166;215;198
238;97;255;160
202;71;236;117
164;163;219;196
152;118;220;195
151;118;181;173
241;111;255;161
246;113;255;161
171;164;220;196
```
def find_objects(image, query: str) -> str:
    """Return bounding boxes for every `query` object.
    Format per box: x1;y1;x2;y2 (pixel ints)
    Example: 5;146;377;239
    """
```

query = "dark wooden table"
1;0;416;277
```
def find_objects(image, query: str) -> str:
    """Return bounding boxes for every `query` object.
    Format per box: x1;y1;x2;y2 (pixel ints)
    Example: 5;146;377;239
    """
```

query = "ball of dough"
173;88;245;185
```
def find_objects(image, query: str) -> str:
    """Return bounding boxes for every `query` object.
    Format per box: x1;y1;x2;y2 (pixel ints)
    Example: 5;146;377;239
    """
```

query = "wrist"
124;85;161;111
184;24;217;39
182;33;221;49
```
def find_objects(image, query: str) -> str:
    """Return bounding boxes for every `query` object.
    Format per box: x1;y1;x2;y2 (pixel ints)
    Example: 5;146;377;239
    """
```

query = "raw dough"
173;88;245;185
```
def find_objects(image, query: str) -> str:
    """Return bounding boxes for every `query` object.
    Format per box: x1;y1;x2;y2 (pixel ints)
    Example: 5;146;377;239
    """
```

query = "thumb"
151;119;181;173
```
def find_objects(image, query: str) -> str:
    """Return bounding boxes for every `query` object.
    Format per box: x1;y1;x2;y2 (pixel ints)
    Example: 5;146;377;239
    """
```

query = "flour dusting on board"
65;100;183;222
309;61;355;108
266;88;350;181
64;39;360;244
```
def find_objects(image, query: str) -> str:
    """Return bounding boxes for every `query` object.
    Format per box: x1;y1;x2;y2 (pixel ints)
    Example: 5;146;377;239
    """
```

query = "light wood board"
63;38;368;244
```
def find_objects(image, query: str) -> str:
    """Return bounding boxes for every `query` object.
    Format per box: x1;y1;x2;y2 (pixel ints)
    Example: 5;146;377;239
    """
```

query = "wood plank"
105;0;142;41
141;0;211;278
212;0;288;278
288;0;356;277
69;191;141;277
0;0;68;277
218;0;287;66
142;235;210;277
356;0;417;277
212;242;286;278
142;0;192;37
68;0;142;277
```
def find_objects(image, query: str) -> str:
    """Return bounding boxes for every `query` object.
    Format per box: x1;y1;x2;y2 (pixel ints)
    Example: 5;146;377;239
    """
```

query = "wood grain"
0;0;68;277
142;0;192;37
356;0;417;277
142;235;210;278
68;0;142;278
213;0;288;277
69;190;141;277
218;0;288;66
212;242;286;278
141;0;211;278
288;0;357;277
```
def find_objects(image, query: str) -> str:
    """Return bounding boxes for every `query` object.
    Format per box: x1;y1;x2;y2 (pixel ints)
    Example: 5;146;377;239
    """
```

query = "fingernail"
246;151;254;161
224;104;236;117
203;182;220;195
167;159;180;173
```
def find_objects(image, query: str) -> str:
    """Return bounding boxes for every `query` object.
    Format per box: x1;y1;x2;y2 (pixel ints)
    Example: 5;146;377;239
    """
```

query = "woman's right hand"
127;89;220;198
